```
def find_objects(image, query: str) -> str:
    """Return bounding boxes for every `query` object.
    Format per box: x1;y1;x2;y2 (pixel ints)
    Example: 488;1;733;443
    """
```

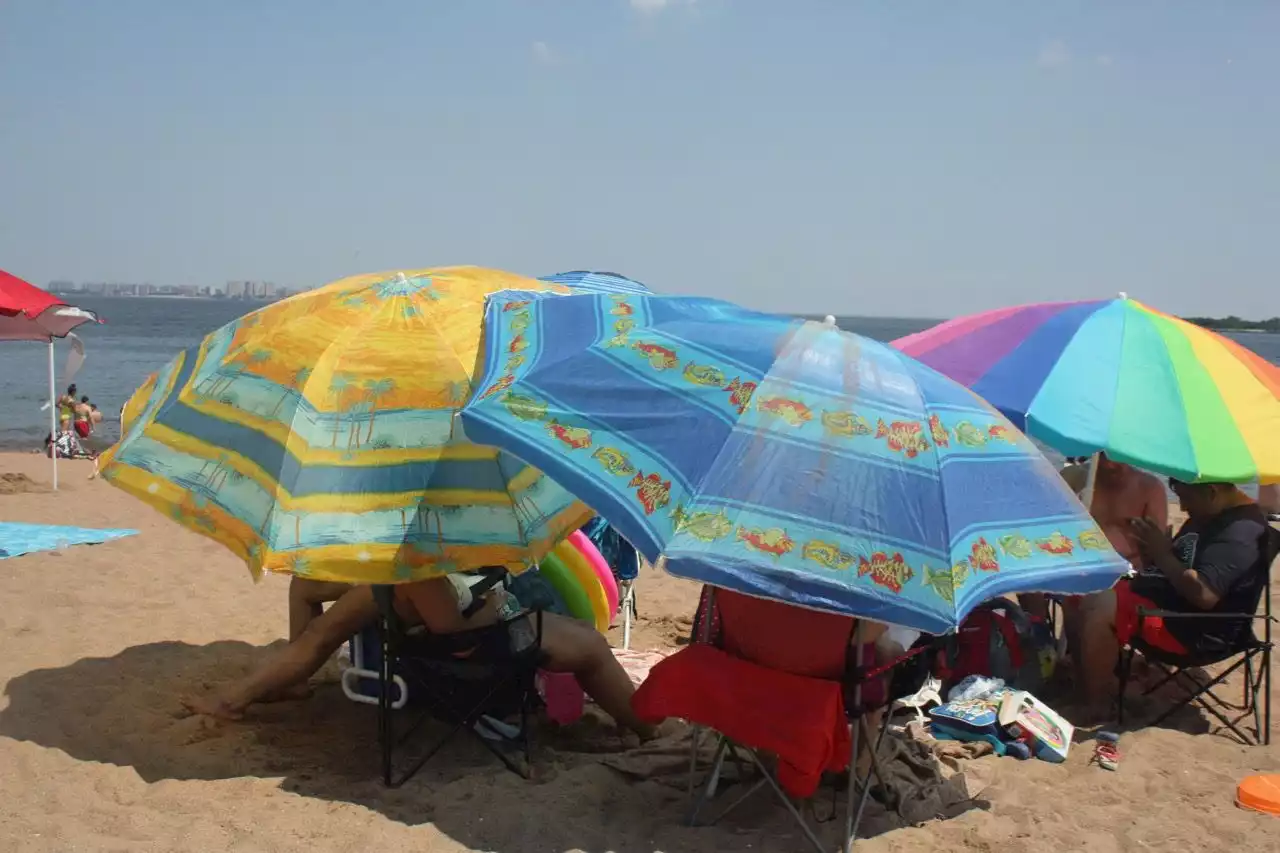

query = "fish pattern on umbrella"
462;292;1129;632
98;267;647;583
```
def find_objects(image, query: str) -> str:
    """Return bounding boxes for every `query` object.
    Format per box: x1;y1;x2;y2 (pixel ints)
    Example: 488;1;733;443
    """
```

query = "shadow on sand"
1;640;991;853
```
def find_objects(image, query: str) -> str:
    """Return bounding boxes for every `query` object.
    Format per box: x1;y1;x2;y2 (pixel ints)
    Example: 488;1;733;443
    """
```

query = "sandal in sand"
1092;731;1120;771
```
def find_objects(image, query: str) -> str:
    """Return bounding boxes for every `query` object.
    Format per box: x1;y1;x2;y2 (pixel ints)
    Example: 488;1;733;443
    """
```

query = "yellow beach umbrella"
99;266;599;583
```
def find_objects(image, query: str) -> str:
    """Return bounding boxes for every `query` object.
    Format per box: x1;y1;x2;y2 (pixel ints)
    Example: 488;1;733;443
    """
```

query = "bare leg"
1075;589;1119;711
853;620;889;777
289;578;353;641
856;708;885;778
1018;593;1049;621
183;586;380;720
538;612;654;737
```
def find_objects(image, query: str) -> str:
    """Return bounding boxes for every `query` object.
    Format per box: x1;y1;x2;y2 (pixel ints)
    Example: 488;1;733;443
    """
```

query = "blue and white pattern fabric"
461;292;1128;634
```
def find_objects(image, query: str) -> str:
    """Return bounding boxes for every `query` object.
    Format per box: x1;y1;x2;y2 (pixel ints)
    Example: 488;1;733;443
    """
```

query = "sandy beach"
1;450;1277;852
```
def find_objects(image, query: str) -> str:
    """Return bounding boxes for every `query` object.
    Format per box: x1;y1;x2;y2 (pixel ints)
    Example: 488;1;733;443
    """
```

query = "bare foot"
180;691;247;721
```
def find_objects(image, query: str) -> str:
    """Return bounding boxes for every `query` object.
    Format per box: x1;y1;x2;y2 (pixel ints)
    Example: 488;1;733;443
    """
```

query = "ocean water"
1;295;1277;458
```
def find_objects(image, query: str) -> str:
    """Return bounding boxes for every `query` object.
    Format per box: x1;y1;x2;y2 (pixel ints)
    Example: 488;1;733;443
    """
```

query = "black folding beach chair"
371;571;545;787
1117;527;1278;746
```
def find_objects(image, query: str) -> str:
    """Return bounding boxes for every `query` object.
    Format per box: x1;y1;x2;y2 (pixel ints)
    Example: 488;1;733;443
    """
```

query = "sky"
2;0;1277;318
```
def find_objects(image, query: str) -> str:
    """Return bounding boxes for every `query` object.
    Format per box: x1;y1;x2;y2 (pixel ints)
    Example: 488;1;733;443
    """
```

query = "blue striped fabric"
538;271;652;296
462;292;1129;634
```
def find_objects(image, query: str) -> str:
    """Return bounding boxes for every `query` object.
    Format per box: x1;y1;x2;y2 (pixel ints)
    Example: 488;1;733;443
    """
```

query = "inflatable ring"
554;540;610;633
538;551;595;626
569;530;618;621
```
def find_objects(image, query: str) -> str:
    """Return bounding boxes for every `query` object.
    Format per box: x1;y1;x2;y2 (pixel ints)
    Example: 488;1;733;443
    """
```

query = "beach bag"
937;600;1055;693
928;688;1014;756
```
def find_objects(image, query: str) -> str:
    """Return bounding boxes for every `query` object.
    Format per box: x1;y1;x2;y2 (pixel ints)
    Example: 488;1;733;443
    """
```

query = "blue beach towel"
0;522;138;559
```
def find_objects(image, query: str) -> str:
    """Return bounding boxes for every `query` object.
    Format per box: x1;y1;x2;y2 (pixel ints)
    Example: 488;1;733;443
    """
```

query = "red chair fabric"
632;643;851;798
716;590;855;679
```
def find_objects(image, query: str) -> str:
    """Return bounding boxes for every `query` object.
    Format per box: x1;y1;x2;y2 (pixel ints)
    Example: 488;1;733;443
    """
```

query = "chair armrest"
505;607;545;643
1136;608;1270;621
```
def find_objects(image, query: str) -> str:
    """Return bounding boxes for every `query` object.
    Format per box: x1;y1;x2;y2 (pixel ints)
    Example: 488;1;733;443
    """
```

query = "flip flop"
1092;730;1120;771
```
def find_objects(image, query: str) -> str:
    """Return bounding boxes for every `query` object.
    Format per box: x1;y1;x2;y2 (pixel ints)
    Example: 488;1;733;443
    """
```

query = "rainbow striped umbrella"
893;296;1280;484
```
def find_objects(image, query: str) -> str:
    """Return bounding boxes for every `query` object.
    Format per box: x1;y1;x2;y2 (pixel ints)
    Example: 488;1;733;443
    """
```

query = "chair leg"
1116;645;1135;726
1243;656;1254;709
844;710;893;853
1246;655;1264;744
1263;646;1272;747
740;749;826;853
687;735;730;826
379;627;394;787
689;740;823;853
620;581;636;651
686;725;703;797
1150;657;1255;743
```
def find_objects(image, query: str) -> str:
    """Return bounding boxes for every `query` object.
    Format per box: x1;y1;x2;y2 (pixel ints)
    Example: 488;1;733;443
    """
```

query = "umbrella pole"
48;340;58;491
843;621;863;853
1080;452;1100;513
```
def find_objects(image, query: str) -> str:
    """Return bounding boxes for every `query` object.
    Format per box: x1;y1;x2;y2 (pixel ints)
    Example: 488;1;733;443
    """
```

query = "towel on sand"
0;522;137;559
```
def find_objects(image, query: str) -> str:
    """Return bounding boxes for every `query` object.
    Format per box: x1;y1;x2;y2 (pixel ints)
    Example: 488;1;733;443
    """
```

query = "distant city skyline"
47;279;293;301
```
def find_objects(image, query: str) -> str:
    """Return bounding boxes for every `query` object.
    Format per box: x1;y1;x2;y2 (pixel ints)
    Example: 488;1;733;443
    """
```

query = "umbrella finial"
822;314;838;328
1117;291;1129;301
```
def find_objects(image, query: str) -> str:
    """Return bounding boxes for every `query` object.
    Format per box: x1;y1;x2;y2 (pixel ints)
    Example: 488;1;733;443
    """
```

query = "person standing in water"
57;384;78;422
73;396;94;439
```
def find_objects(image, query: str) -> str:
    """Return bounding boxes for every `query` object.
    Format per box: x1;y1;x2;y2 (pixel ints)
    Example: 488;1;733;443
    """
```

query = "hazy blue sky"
2;1;1277;317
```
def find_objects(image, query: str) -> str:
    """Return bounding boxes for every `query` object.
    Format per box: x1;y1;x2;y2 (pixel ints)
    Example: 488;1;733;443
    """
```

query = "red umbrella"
1;268;100;341
1;268;102;489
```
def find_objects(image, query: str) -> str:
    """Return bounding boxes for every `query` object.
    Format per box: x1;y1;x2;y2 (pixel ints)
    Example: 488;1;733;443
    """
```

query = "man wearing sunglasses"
1075;478;1273;715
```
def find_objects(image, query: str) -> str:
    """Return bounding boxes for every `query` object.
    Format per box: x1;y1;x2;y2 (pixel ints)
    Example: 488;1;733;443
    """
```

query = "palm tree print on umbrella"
268;366;313;419
360;378;396;444
195;451;237;494
199;347;270;400
329;372;357;447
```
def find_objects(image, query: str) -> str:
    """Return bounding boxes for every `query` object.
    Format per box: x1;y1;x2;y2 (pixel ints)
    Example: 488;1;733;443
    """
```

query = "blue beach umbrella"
538;270;652;296
461;292;1129;634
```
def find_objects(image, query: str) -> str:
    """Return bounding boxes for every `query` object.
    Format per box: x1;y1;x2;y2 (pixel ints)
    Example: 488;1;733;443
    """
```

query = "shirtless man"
1021;453;1167;620
1064;453;1168;566
73;396;93;439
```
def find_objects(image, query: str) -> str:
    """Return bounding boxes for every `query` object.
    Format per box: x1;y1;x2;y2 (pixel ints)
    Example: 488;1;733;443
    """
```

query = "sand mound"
0;471;41;494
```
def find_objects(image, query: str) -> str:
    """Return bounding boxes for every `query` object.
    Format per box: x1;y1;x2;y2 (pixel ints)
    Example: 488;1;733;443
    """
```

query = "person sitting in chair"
1020;453;1166;630
1074;479;1273;714
183;574;658;739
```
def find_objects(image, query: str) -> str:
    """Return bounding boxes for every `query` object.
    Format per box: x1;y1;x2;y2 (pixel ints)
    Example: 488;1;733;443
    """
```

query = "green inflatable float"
538;550;596;626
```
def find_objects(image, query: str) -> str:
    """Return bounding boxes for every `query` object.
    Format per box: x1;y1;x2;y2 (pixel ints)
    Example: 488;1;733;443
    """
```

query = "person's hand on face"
1129;516;1172;559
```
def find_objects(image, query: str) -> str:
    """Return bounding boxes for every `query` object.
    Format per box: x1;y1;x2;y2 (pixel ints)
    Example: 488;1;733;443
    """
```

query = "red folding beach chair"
633;587;914;853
